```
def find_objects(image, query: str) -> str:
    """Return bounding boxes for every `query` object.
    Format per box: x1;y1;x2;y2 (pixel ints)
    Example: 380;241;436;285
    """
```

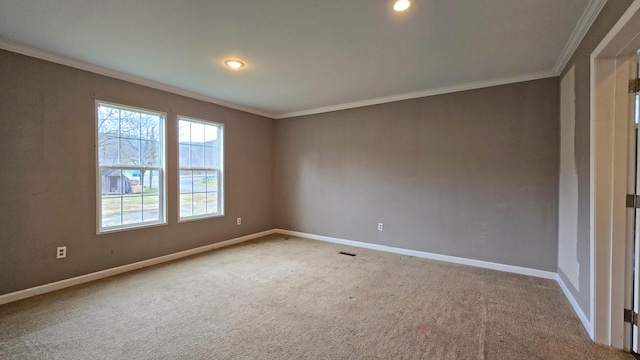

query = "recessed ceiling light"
224;60;245;69
393;0;411;12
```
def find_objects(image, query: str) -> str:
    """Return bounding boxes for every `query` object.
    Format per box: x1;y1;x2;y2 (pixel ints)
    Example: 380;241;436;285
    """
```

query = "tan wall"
275;78;560;271
2;2;633;299
0;50;276;295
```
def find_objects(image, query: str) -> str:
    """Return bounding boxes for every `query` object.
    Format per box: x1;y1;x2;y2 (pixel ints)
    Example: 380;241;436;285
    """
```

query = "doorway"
591;0;640;350
629;53;640;355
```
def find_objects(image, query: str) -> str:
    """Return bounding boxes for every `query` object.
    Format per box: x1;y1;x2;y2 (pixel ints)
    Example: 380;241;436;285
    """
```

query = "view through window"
96;102;165;232
178;117;224;220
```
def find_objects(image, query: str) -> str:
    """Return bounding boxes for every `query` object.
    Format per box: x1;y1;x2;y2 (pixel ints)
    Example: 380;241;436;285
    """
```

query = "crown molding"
553;0;607;75
0;39;276;119
592;0;640;58
4;9;593;122
274;71;556;119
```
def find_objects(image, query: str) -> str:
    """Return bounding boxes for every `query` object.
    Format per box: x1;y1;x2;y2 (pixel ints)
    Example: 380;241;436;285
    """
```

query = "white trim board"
274;72;556;119
275;229;557;280
278;0;606;120
276;229;596;334
557;273;594;338
1;227;593;337
0;229;276;306
278;0;608;122
553;0;607;75
589;0;640;348
0;39;556;120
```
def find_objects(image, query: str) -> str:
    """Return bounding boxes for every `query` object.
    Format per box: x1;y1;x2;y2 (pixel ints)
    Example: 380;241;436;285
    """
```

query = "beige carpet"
0;234;633;359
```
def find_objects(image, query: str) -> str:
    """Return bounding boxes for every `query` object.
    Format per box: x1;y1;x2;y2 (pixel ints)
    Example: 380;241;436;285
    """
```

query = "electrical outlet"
57;246;67;259
237;217;242;225
378;223;383;231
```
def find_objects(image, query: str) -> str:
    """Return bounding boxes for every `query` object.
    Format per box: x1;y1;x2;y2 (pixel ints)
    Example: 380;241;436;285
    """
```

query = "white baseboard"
275;229;557;279
2;227;592;340
0;229;277;306
275;229;599;334
556;273;593;339
284;229;593;339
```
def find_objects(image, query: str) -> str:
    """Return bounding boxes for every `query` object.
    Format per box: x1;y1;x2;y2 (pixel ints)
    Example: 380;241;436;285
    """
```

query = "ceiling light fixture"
224;59;245;69
393;0;411;12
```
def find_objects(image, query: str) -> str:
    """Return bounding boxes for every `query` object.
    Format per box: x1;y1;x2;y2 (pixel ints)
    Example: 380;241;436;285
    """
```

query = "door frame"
591;0;640;348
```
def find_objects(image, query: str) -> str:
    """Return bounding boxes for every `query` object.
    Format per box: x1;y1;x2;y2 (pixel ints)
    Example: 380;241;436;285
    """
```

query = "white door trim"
591;0;640;348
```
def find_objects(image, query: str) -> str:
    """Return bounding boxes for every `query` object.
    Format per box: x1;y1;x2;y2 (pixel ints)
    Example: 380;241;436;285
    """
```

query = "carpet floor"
0;234;634;359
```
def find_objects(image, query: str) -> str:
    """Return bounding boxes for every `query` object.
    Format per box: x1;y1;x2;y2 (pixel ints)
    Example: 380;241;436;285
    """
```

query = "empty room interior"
3;0;640;358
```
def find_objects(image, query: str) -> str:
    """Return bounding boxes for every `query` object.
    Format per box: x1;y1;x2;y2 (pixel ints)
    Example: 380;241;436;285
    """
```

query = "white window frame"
177;116;225;222
95;100;167;233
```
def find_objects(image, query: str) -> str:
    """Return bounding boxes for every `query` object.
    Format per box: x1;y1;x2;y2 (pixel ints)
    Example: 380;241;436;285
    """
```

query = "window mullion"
178;167;216;171
100;165;160;171
120;169;124;226
141;174;144;223
117;109;122;165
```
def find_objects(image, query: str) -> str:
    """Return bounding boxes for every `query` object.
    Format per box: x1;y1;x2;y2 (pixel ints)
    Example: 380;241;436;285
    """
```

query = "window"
178;117;224;220
96;102;165;232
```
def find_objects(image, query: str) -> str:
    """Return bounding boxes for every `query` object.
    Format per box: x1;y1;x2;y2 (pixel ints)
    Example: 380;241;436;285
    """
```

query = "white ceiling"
0;0;602;118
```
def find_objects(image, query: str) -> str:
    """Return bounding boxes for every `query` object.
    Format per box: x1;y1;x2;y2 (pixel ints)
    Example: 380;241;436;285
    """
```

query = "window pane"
122;195;143;225
205;163;218;214
191;122;205;143
98;137;119;165
144;170;160;194
98;118;119;138
120;138;140;166
193;193;207;216
143;195;160;222
190;144;204;168
101;196;122;227
193;171;206;193
141;114;160;141
101;169;122;194
98;105;118;120
97;106;119;139
179;120;191;143
180;170;193;194
179;143;191;168
204;124;218;143
204;146;218;168
206;192;218;214
205;170;218;192
120;110;140;138
127;171;143;194
193;170;206;216
141;140;160;166
180;194;193;218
